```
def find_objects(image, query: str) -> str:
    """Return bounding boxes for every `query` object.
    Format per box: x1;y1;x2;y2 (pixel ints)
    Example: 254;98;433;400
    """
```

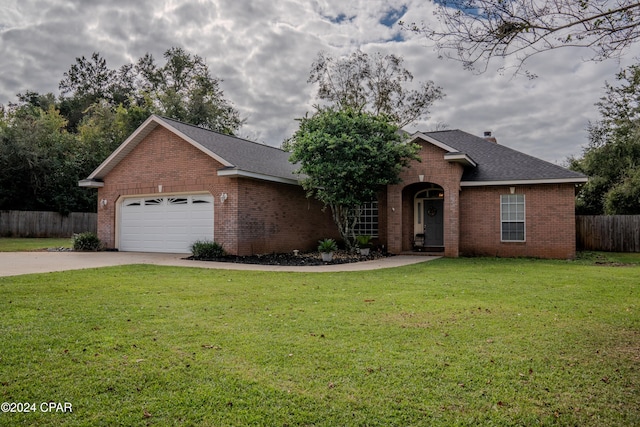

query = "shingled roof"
412;130;587;185
80;115;300;187
80;115;586;189
159;116;299;183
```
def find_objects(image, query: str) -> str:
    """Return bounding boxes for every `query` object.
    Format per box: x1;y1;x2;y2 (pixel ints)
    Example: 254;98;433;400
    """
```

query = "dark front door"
424;199;444;247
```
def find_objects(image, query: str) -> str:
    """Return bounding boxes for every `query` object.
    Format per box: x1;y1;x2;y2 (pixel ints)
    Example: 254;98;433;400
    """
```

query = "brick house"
80;115;587;258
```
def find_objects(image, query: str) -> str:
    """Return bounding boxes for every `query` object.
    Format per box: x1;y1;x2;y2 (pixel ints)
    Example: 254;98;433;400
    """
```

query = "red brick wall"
381;140;577;259
459;184;577;259
96;126;336;255
235;179;339;255
384;141;464;256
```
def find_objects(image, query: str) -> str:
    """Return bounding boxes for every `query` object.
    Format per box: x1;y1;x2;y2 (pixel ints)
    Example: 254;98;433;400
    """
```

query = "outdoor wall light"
418;174;424;182
100;199;108;207
220;193;228;203
158;184;163;193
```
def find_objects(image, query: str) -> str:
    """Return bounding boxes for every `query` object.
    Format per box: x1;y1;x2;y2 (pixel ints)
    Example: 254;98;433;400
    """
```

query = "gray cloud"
1;0;638;163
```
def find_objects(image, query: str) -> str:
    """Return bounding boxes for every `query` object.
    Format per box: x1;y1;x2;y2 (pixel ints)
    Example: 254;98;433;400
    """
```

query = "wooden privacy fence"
0;210;97;238
576;215;640;252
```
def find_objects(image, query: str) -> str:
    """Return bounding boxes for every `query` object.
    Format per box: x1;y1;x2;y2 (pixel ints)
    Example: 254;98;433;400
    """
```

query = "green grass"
0;238;71;252
0;257;638;426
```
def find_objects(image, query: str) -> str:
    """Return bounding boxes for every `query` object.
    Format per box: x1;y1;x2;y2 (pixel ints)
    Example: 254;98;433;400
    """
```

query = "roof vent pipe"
483;131;497;144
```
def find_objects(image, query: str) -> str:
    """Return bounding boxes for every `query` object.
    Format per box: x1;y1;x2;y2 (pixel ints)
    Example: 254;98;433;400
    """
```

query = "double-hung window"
500;194;525;242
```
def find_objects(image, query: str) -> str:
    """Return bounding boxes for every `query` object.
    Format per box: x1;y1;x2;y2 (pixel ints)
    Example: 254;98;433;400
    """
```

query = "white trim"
217;168;301;185
443;152;477;167
78;179;104;188
153;118;234;168
461;177;588;187
411;132;477;168
86;115;234;180
87;115;157;180
410;132;459;153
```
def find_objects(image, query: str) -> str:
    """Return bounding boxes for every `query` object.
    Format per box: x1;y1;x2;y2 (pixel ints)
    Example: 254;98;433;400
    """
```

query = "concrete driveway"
0;251;438;277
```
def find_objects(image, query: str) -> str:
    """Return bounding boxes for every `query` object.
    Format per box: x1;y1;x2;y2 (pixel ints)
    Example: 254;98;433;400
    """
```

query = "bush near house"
71;232;102;251
190;240;226;259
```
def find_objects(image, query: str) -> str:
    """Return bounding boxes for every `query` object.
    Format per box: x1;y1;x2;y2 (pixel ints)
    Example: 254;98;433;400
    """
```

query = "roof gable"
81;115;300;187
412;130;587;185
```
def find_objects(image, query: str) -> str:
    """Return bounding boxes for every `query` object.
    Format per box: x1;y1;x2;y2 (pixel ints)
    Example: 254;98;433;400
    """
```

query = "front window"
355;201;378;238
501;194;525;241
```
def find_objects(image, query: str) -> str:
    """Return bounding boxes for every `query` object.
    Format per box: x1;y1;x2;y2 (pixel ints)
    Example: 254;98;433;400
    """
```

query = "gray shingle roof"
159;116;299;182
82;115;585;189
417;130;586;184
82;115;300;186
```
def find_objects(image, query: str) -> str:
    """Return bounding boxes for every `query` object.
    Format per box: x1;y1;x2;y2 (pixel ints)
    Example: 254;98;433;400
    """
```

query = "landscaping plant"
71;232;102;251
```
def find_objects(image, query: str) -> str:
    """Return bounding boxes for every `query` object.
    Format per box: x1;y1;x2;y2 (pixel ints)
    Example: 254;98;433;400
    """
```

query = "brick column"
444;185;459;257
386;185;403;253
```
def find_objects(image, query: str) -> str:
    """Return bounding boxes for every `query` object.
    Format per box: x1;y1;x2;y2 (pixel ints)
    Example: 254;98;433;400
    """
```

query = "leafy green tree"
58;52;134;131
0;105;92;213
286;107;420;248
135;47;243;134
570;64;640;214
59;48;243;135
0;47;243;214
76;101;152;170
309;50;444;127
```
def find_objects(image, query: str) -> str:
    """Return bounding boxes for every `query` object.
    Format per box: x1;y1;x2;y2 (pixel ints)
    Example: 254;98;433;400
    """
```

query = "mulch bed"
187;250;390;266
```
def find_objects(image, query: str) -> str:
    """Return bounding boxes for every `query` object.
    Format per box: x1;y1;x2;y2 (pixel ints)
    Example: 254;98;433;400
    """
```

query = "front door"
424;199;444;247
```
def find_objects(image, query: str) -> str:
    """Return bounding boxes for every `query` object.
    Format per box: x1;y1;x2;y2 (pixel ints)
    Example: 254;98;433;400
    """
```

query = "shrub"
317;238;338;253
356;235;372;248
72;232;102;251
191;240;225;259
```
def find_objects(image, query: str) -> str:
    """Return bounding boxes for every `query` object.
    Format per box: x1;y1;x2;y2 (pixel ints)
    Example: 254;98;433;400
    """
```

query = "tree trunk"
330;204;360;251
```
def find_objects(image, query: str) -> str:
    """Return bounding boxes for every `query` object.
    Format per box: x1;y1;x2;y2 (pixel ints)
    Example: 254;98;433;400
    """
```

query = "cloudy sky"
1;0;639;164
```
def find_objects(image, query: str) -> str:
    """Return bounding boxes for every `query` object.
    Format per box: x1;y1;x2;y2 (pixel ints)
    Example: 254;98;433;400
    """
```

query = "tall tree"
136;47;244;134
58;52;136;130
0;47;243;214
402;0;640;76
570;63;640;214
308;51;444;127
58;48;243;135
0;104;92;213
286;107;420;248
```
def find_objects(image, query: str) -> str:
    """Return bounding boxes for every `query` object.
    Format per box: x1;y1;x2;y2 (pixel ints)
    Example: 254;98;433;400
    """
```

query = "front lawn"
0;257;638;426
0;237;71;252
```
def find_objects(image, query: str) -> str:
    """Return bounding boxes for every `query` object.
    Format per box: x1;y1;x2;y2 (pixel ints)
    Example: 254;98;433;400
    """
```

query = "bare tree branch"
308;50;444;127
401;0;640;77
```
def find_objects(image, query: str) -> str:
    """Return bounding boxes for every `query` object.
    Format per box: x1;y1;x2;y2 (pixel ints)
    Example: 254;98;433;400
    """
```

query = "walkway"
0;252;439;277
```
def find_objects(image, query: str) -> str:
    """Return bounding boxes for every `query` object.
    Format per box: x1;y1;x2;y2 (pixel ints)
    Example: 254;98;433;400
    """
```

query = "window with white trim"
354;200;378;238
500;194;525;242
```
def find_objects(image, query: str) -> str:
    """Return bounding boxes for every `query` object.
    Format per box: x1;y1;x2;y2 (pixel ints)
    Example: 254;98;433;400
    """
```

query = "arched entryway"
413;184;445;252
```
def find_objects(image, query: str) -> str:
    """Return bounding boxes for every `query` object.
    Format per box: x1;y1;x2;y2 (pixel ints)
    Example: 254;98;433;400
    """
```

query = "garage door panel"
119;194;214;253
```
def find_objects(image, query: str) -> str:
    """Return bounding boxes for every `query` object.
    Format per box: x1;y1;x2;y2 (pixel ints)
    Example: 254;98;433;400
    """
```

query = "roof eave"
217;168;301;186
410;132;459;153
85;115;234;181
78;179;104;188
460;177;589;187
444;152;477;168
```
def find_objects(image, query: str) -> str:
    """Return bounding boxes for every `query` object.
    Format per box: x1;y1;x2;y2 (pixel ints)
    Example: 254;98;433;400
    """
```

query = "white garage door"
119;194;214;253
